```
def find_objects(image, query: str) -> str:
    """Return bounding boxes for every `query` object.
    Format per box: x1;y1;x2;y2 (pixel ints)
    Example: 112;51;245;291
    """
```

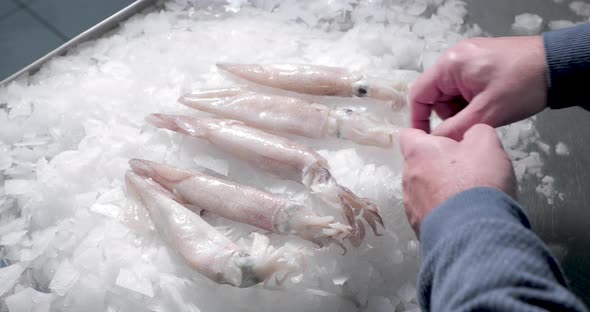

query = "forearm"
543;23;590;110
418;187;587;312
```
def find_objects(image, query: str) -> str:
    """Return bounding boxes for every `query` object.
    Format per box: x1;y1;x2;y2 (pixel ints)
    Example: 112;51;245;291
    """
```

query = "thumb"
432;92;493;140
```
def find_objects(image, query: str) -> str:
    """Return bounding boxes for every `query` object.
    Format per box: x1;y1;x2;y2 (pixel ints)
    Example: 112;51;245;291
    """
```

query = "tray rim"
0;0;158;87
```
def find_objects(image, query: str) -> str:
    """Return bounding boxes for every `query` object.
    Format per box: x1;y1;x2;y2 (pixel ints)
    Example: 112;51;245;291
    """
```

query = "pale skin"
403;36;548;232
400;124;517;234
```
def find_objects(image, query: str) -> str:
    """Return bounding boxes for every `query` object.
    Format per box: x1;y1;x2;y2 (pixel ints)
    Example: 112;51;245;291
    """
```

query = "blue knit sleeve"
543;23;590;110
417;187;587;312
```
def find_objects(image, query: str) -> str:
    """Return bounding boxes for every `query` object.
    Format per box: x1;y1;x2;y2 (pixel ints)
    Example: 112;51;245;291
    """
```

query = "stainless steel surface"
466;0;590;305
0;0;158;87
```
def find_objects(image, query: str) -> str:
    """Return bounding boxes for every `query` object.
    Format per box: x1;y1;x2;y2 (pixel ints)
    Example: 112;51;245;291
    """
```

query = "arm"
399;125;587;312
544;23;590;110
419;187;587;312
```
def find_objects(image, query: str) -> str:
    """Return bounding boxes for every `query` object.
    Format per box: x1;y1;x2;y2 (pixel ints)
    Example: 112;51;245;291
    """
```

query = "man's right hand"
411;36;548;140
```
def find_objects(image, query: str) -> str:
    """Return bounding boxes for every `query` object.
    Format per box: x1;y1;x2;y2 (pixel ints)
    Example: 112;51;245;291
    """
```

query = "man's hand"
411;36;548;140
400;124;517;234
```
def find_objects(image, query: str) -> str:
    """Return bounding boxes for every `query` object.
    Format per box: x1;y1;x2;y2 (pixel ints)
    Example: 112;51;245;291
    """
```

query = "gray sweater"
417;24;590;311
418;188;587;311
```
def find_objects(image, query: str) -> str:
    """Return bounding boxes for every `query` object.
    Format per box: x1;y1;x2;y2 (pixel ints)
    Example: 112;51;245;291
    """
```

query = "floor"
0;0;134;81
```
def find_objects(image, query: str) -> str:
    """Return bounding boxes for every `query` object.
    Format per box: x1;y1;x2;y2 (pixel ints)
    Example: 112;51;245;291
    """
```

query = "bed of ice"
0;0;579;311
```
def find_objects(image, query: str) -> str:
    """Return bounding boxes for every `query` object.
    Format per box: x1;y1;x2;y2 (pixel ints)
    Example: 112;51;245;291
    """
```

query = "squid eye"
343;108;354;114
353;83;369;97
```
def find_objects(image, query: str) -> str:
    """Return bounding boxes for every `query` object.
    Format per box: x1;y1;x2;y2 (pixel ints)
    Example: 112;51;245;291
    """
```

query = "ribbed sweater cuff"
420;187;529;256
543;23;590;110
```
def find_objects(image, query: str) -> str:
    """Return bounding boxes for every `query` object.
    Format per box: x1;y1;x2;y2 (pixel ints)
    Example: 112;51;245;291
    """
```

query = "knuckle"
402;192;411;207
404;167;422;184
456;38;480;52
442;49;463;67
400;141;424;160
443;39;481;68
402;146;419;159
480;124;500;140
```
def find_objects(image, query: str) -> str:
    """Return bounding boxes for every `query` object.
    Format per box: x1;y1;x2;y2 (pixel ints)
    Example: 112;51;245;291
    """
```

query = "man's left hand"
399;124;517;235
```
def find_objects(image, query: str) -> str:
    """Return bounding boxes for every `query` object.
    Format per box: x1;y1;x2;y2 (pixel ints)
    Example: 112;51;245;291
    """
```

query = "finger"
462;123;504;148
433;96;468;120
410;65;445;133
431;91;492;141
400;128;458;160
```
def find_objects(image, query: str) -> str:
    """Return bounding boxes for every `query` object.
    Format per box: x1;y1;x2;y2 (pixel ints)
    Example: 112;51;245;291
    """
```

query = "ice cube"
156;275;202;312
8;102;32;119
115;268;154;297
62;275;106;312
104;221;129;240
512;13;543;35
548;20;575;30
421;51;441;70
404;1;427;16
0;145;12;170
570;1;590;16
536;175;557;204
536;141;550;154
4;179;33;195
49;259;80;296
555;142;570;156
367;296;395;312
514;163;526;182
13;136;51;147
332;274;349;286
96;187;125;204
0;230;27;246
397;282;417;303
73;247;101;271
520;152;543;176
90;203;121;219
403;304;422;312
0;217;25;236
75;192;98;209
20;226;57;261
5;287;54;312
0;262;26;297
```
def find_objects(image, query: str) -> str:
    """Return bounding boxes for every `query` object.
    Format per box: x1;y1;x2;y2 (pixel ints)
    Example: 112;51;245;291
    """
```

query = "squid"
125;171;301;288
216;63;407;111
129;158;350;249
178;88;399;147
146;114;384;246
